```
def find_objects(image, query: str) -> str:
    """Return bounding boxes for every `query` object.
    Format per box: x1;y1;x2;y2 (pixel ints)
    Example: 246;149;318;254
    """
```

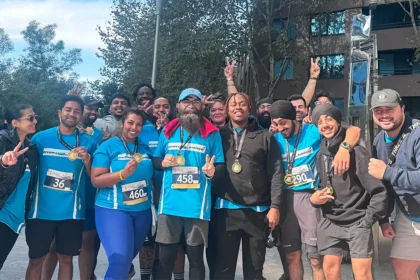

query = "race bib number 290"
289;164;315;188
43;169;74;191
172;167;200;189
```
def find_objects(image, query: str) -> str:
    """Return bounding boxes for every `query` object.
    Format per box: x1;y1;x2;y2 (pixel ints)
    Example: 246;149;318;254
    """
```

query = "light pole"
151;0;164;88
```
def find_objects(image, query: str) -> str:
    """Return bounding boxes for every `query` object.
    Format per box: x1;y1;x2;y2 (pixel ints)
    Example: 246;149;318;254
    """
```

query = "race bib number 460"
289;164;315;188
172;167;200;189
122;181;148;205
43;169;74;191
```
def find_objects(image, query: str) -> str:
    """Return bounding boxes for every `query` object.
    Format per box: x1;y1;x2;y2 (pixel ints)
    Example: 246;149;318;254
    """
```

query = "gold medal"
326;185;334;195
284;173;295;185
68;150;78;161
85;127;94;136
176;155;185;166
232;161;242;173
132;153;143;163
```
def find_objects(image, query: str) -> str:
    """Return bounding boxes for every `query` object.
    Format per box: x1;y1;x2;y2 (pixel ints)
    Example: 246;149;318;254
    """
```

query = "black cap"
82;96;104;108
270;100;296;121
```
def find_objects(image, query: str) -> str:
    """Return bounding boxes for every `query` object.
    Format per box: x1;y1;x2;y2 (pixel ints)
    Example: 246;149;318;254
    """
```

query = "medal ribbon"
285;124;302;174
387;122;420;167
232;126;248;160
120;136;138;156
57;127;80;151
324;154;334;187
177;127;194;156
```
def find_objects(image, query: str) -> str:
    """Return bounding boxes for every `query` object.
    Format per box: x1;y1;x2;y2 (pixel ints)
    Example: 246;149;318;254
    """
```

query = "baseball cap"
82;96;104;108
371;89;402;110
178;88;203;102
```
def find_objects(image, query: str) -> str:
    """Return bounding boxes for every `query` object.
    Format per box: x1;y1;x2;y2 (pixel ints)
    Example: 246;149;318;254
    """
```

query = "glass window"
272;19;296;41
379;49;420;76
274;59;294;80
311;11;345;36
316;54;345;79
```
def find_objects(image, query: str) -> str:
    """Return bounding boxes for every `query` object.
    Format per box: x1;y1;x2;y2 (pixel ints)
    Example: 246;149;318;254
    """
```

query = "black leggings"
155;243;205;280
0;222;19;270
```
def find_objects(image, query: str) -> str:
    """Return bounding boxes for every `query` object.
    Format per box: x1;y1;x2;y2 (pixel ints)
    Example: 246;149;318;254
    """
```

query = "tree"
98;0;239;102
396;0;420;60
0;27;13;92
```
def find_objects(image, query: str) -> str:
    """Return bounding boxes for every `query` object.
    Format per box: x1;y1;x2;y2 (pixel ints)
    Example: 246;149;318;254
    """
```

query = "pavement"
2;233;398;279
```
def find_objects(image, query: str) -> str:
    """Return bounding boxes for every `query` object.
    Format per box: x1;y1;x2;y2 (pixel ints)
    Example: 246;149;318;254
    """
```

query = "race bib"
122;181;148;205
289;164;314;188
172;166;200;189
43;169;74;191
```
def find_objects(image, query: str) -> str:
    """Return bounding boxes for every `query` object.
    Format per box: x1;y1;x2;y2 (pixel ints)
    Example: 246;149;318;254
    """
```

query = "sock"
141;268;152;280
173;272;184;280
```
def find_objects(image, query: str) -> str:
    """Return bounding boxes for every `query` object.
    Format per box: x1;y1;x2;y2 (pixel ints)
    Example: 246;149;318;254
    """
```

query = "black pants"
213;208;268;280
0;223;19;270
155;243;205;280
207;208;217;280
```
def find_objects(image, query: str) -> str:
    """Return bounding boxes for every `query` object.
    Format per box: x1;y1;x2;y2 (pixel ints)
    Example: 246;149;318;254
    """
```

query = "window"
272;19;296;41
274;59;294;80
379;49;420;76
311;11;345;36
362;3;420;30
315;54;345;79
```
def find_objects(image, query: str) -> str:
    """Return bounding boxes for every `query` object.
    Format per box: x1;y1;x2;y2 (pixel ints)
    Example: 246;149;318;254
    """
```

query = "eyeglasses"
315;101;332;106
180;100;201;107
19;115;37;122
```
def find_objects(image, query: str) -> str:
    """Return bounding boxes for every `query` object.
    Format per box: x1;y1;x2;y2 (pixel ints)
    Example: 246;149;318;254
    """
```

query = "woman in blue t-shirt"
0;104;38;270
91;107;153;279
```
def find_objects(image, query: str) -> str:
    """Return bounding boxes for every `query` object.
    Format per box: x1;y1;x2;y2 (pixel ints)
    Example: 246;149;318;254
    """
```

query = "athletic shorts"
26;219;84;259
156;214;208;247
274;190;321;258
83;209;96;232
317;216;373;258
391;210;420;261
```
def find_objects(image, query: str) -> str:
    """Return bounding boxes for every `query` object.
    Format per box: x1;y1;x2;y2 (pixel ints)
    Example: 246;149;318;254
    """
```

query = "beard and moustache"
178;109;203;134
257;112;271;130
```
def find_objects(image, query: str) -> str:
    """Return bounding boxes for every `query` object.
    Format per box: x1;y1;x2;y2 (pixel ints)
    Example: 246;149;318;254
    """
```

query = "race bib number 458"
43;169;74;192
172;166;200;189
122;181;148;205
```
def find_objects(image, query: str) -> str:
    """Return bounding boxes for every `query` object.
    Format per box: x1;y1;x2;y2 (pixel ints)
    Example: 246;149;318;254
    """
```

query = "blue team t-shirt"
0;165;30;233
84;126;102;210
140;124;162;194
28;127;96;220
154;127;224;220
274;124;322;191
92;137;153;212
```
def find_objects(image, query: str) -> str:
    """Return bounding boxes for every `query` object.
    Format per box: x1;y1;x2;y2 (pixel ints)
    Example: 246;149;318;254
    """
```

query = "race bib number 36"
43;169;74;192
289;164;315;188
122;181;148;205
172;167;200;189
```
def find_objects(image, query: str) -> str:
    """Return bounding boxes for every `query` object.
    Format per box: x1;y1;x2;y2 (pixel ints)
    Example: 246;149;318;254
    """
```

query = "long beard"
178;111;202;134
257;114;271;129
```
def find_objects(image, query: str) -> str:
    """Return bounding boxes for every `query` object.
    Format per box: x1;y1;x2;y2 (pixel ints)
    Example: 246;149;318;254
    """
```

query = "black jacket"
315;127;388;226
0;129;38;215
212;118;284;209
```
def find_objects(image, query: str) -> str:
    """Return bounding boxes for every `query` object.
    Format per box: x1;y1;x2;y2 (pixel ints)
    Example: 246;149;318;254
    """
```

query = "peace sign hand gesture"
310;57;320;79
67;84;85;96
138;100;153;115
101;126;111;141
224;59;235;81
202;155;216;178
1;142;29;167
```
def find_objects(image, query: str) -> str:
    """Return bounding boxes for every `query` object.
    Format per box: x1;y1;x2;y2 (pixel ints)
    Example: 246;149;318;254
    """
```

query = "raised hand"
73;147;91;163
1;142;29;166
310;57;320;79
138;100;153;115
302;107;313;124
156;113;170;129
202;94;215;106
202;154;215;178
67;84;85;96
121;159;139;179
162;154;177;168
101;126;111;141
224;59;235;81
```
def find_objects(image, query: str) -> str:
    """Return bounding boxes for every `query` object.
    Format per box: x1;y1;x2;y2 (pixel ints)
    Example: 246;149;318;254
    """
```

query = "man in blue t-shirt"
25;95;96;280
152;88;225;280
270;100;360;280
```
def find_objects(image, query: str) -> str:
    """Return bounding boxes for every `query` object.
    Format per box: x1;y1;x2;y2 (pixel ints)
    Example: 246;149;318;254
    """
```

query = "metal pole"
151;0;163;87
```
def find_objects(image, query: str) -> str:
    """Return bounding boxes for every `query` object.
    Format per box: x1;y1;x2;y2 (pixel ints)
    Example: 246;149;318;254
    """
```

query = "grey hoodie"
94;115;121;137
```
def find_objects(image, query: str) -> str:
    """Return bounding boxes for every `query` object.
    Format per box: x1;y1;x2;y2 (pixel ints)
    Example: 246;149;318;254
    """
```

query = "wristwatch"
340;141;351;151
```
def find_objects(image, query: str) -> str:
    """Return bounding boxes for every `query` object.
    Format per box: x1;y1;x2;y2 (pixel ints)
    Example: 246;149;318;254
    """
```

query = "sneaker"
128;264;136;280
279;274;290;280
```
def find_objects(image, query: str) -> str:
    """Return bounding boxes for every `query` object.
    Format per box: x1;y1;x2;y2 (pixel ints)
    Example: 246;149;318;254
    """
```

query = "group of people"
0;58;419;280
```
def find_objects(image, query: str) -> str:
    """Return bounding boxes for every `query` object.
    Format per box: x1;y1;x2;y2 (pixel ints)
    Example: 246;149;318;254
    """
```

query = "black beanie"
257;98;274;108
270;100;296;120
312;104;342;126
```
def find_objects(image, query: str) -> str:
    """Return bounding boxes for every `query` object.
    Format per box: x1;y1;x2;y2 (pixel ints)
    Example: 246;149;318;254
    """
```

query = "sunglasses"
19;115;37;122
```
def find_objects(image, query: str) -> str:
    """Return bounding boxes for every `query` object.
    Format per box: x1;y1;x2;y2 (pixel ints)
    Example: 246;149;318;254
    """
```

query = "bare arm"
91;160;139;188
225;59;239;95
301;57;320;106
344;126;361;149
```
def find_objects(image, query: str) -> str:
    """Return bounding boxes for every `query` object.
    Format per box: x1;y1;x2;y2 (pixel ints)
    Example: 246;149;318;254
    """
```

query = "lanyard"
57;127;79;151
178;127;194;156
120;136;138;156
387;122;420;167
324;154;334;186
232;127;248;160
285;124;302;174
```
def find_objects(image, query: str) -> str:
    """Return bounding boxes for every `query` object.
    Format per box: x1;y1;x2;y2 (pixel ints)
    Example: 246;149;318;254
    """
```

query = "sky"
0;0;115;81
